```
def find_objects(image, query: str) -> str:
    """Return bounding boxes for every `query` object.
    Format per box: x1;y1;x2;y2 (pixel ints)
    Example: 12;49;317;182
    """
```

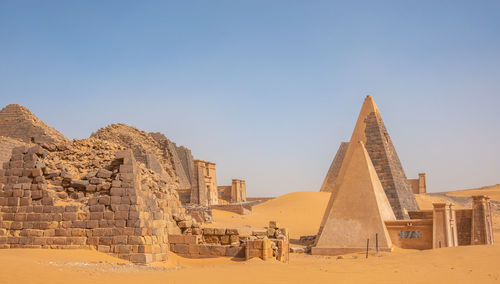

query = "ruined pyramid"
0;104;201;263
321;96;419;219
0;104;70;148
312;141;396;255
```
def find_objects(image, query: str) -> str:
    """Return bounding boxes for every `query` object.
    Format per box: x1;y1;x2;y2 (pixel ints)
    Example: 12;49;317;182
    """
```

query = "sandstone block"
89;205;105;212
111;180;122;188
168;235;185;244
85;185;97;192
70;180;88;190
110;196;121;204
113;235;128;245
103;211;114;220
32;168;43;177
89;177;104;185
188;244;200;254
97;245;111;253
98;196;111;205
173;244;189;254
97;169;112;179
130;253;152;264
110;188;124;196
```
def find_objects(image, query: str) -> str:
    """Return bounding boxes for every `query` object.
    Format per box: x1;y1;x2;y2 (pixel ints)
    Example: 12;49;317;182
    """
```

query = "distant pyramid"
320;142;348;193
320;96;419;219
0;104;69;146
312;141;395;255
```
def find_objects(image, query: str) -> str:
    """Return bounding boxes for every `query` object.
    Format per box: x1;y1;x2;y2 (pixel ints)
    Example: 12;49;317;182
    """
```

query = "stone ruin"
168;221;289;262
0;103;267;264
0;104;224;263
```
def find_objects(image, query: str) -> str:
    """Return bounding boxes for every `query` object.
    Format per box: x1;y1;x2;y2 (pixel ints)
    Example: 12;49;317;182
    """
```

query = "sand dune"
447;184;500;201
206;191;331;238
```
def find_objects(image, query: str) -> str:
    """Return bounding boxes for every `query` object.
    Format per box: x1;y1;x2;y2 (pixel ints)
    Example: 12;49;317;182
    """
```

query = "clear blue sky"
1;1;499;196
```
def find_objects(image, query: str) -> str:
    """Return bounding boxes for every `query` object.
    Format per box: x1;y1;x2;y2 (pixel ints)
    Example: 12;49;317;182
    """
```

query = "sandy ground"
1;186;500;284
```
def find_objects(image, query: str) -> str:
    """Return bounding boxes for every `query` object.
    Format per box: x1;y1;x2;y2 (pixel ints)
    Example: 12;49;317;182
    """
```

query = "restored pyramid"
312;141;396;255
321;96;419;219
0;104;70;147
319;142;348;193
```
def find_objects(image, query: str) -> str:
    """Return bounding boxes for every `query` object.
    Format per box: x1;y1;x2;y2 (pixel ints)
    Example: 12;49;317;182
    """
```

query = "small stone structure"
218;179;247;204
169;221;289;262
191;160;218;206
409;173;427;194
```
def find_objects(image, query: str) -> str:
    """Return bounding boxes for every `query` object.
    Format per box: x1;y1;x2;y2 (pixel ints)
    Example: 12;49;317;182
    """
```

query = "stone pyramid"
321;96;419;219
0;104;70;147
312;141;395;255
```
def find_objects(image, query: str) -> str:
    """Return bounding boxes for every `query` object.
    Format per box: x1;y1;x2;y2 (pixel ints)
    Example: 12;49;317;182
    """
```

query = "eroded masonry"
0;104;259;263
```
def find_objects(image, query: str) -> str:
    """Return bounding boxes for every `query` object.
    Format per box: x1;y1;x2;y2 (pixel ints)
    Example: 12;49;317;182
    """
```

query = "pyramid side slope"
320;142;349;193
334;96;419;219
313;142;394;254
0;104;70;145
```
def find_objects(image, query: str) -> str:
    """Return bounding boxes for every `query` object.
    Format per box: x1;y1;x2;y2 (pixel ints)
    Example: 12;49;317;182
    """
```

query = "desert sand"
0;186;500;284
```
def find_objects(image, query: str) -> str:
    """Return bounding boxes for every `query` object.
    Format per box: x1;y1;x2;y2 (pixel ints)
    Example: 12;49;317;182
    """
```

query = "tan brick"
114;211;128;220
168;235;185;244
110;188;124;196
113;235;128;245
103;211;114;220
62;212;77;221
86;220;99;229
97;245;111;253
188;244;200;254
173;244;188;254
130;253;151;264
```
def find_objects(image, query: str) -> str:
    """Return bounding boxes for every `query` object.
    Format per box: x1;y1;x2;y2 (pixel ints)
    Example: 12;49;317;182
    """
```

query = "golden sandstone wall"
0;145;190;263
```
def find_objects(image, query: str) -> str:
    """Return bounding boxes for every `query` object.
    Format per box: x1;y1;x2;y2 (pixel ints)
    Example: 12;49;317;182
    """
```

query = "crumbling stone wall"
0;137;29;170
169;221;289;262
0;144;193;263
91;124;180;188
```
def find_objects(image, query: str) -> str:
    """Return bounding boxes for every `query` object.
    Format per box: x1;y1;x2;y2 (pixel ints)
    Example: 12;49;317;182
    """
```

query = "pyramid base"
311;246;393;256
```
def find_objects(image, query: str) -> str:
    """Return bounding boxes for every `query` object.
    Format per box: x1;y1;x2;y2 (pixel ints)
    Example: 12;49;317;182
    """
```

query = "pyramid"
312;141;396;255
321;96;419;219
0;104;70;146
320;142;348;192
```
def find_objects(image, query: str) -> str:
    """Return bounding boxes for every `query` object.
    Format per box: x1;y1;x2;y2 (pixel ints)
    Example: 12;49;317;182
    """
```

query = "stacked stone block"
0;146;186;264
